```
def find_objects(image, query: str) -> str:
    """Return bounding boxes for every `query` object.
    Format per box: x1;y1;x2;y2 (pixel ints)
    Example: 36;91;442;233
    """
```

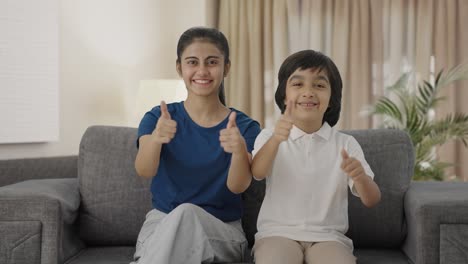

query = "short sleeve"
136;106;161;148
242;120;261;153
252;129;274;158
233;109;261;153
346;136;374;196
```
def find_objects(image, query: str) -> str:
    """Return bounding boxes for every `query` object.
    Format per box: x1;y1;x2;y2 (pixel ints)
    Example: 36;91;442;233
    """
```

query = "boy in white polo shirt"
251;50;381;264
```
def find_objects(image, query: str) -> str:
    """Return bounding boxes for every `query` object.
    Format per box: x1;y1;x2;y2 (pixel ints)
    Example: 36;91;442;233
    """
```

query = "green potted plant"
366;64;468;180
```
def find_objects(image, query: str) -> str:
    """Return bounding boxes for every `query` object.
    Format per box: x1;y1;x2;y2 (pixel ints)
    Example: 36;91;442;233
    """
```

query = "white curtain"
216;0;468;180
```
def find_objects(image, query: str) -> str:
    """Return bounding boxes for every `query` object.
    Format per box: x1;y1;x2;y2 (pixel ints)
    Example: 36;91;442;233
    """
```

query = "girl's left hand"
219;112;247;154
341;149;365;182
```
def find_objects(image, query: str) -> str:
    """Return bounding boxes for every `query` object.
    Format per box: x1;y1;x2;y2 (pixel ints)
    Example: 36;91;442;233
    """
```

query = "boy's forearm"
354;175;381;208
226;145;252;194
251;137;281;180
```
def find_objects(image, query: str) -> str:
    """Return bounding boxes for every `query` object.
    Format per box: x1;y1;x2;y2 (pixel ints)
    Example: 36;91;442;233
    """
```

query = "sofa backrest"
344;129;414;248
78;126;414;248
78;126;151;246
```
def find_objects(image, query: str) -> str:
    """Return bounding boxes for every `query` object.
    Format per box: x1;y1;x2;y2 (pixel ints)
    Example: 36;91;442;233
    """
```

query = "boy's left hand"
341;149;365;182
220;112;247;154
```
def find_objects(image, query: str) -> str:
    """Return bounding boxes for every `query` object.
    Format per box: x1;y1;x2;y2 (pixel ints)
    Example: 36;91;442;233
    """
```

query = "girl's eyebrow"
184;55;221;61
205;56;221;60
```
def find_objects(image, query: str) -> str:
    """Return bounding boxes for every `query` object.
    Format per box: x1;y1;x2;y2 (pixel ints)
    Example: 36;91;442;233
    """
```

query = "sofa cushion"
344;129;414;248
78;126;152;246
354;249;410;264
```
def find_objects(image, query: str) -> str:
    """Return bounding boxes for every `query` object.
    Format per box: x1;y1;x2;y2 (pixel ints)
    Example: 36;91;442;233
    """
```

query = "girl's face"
284;67;331;124
177;40;229;100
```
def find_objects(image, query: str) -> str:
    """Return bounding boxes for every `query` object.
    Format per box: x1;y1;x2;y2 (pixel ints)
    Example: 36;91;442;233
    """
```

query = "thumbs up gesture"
341;149;365;182
220;111;246;154
273;100;295;143
152;101;177;144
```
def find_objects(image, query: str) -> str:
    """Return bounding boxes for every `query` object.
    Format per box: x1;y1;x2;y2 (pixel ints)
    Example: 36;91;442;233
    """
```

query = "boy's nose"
302;90;315;97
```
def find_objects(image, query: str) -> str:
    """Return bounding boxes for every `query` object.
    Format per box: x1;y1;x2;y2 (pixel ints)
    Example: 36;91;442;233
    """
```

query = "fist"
341;149;366;182
152;101;177;144
219;111;246;154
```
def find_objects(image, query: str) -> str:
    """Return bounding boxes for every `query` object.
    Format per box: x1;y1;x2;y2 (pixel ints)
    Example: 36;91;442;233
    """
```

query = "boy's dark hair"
274;50;343;126
176;27;230;106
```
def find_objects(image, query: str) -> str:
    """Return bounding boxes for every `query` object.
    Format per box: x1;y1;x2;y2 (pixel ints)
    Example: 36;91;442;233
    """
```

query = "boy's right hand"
273;100;294;143
151;101;177;144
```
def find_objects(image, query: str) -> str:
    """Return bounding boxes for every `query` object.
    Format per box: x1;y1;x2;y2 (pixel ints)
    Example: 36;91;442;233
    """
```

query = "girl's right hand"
273;100;294;143
151;101;177;144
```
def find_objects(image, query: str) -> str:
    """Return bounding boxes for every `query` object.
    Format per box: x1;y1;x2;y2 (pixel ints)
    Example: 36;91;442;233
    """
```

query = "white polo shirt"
252;122;374;250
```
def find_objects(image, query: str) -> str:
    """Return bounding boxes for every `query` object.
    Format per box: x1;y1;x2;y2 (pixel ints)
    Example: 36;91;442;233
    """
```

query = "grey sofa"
1;125;468;264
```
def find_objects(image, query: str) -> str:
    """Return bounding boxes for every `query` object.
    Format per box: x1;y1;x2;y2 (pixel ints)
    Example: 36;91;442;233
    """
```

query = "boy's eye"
187;60;197;65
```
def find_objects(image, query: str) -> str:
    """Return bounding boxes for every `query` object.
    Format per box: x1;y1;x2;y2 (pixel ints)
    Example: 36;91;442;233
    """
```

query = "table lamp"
134;79;187;125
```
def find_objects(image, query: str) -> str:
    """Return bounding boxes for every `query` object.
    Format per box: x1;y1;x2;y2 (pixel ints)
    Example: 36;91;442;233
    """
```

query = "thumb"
341;149;349;160
160;101;171;119
227;111;237;128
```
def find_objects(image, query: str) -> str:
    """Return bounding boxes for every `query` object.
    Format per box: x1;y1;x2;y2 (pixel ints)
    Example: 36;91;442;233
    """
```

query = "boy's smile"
297;100;320;109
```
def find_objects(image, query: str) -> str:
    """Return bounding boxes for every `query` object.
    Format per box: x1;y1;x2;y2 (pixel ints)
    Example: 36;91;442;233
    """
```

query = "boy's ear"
176;62;182;77
224;62;231;77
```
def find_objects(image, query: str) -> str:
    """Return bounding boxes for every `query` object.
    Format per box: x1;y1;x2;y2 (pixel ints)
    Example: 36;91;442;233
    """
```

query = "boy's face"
284;67;331;124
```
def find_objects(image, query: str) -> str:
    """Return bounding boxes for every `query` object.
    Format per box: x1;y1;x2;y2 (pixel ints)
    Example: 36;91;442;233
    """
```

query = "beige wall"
0;0;214;159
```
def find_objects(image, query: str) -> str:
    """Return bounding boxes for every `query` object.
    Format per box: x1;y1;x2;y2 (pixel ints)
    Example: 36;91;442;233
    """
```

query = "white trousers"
131;203;247;264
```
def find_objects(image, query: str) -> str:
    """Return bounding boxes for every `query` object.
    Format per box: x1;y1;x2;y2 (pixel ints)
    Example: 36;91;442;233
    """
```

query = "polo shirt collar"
290;122;332;141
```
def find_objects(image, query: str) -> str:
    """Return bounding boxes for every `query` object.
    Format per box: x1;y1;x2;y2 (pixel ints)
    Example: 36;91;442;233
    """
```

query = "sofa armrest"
0;178;84;264
0;156;78;187
403;181;468;264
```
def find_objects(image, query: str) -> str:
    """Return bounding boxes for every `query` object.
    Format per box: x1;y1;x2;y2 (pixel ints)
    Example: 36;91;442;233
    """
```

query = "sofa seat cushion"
354;249;409;264
65;247;135;264
65;247;254;264
65;247;409;264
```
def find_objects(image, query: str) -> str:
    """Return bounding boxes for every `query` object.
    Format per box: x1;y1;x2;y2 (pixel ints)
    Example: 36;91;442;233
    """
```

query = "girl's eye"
187;60;197;65
292;83;302;87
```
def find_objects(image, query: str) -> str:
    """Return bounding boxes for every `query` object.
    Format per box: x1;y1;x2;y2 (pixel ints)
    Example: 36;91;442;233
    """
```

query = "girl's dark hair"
176;27;230;106
274;50;343;127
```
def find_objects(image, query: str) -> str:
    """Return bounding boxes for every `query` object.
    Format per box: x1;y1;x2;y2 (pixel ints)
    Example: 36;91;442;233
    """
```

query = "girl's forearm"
135;136;163;178
226;144;252;194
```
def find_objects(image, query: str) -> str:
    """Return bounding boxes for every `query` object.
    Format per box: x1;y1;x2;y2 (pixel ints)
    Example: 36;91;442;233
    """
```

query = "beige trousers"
253;236;356;264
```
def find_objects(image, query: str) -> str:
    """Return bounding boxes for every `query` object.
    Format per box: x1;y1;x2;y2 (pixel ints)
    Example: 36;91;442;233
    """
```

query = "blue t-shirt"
137;102;261;222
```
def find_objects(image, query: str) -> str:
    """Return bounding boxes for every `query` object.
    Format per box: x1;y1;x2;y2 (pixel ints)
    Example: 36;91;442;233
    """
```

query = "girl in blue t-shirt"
131;27;261;264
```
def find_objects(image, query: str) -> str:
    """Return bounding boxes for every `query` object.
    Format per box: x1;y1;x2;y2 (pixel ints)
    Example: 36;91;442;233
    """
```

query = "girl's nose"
197;65;209;75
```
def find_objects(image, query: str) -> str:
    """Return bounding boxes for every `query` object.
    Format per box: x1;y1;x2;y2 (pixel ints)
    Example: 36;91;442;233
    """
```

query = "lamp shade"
134;79;187;125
